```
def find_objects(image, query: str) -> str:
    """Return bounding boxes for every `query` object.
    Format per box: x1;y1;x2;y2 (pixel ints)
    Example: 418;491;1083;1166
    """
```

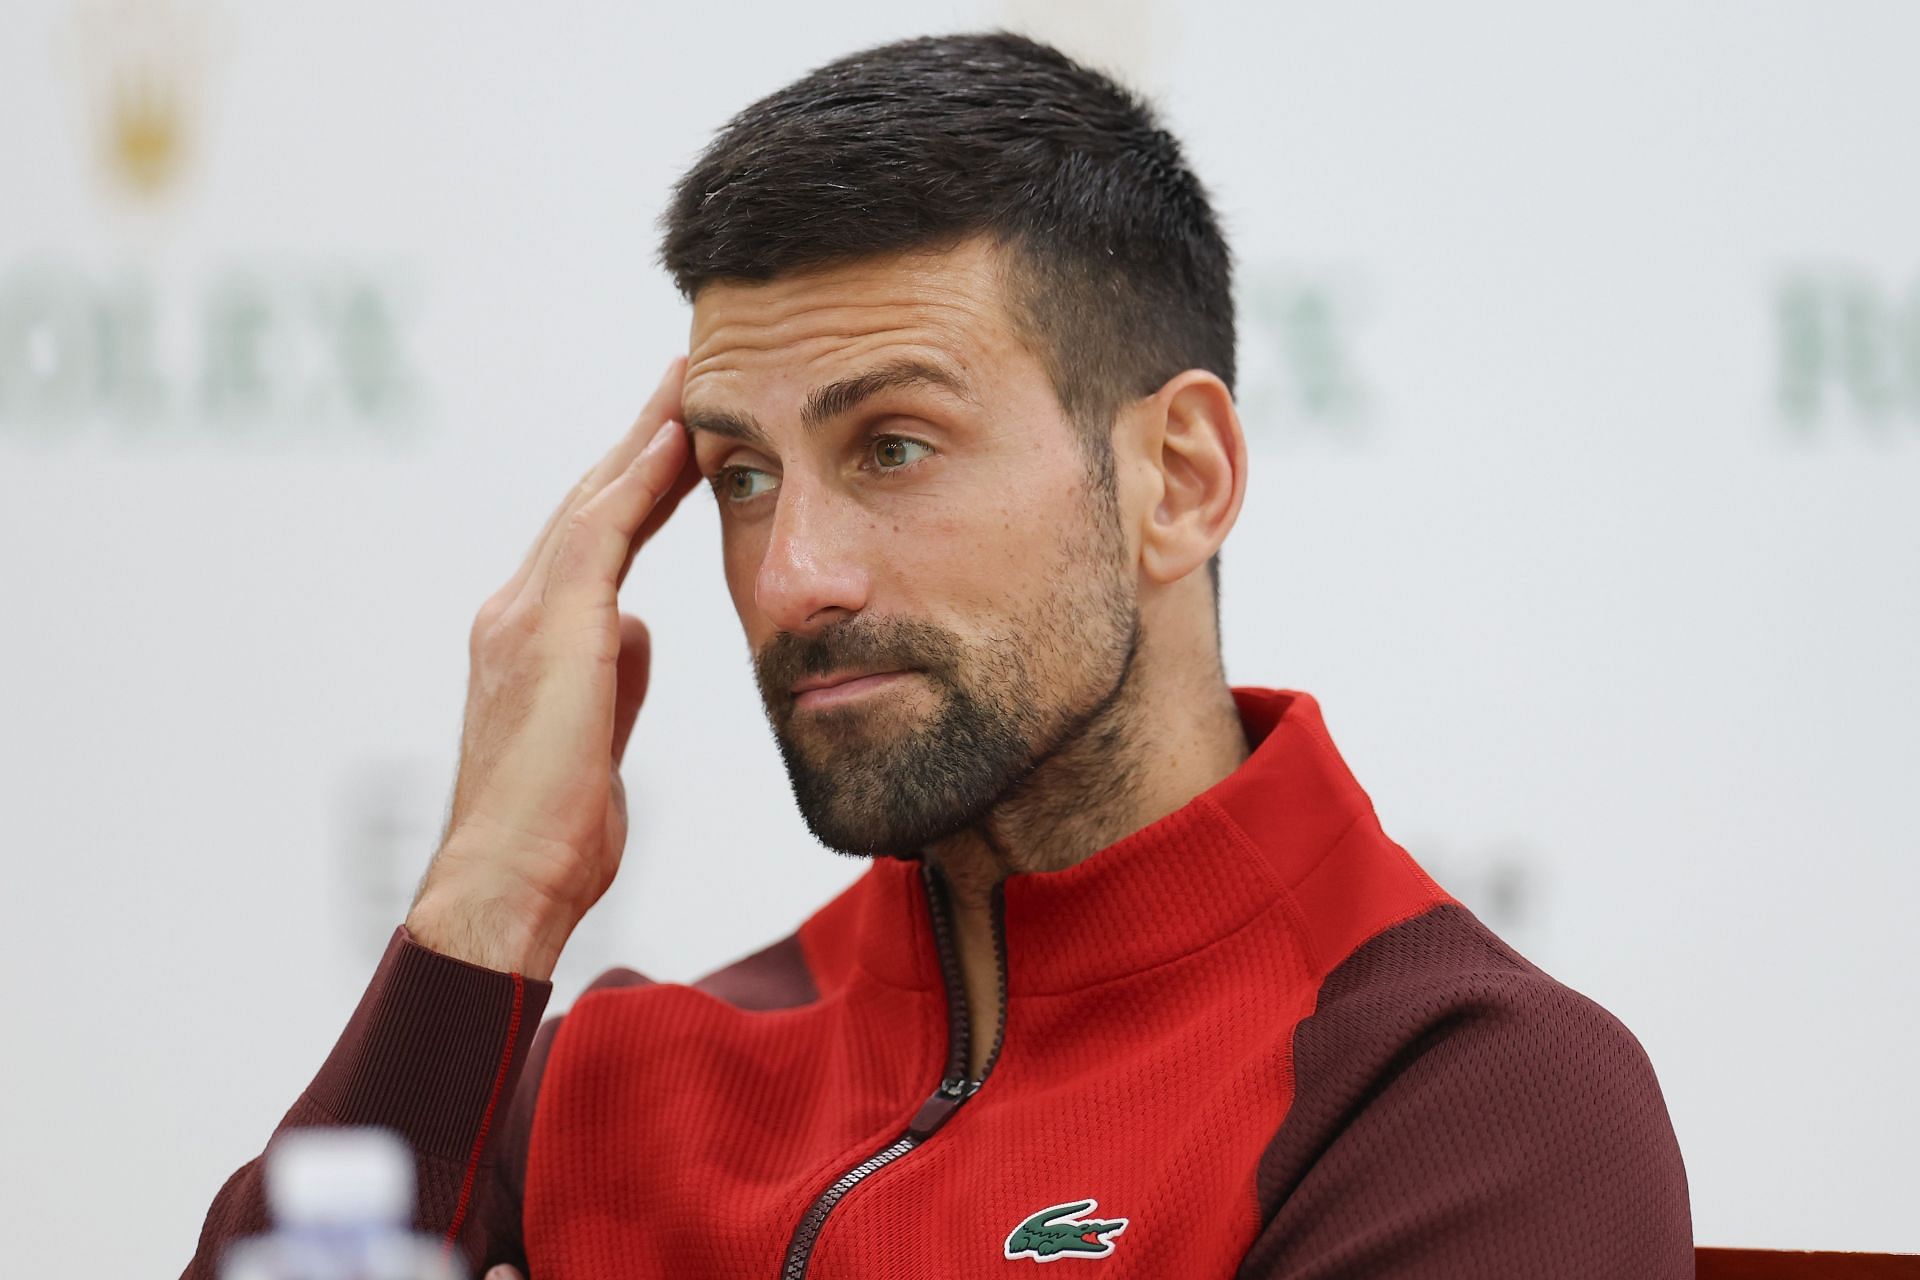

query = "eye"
716;466;778;504
870;435;934;471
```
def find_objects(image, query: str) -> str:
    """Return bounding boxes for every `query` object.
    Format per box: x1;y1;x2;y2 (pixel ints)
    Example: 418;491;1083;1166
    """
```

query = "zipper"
777;860;1008;1279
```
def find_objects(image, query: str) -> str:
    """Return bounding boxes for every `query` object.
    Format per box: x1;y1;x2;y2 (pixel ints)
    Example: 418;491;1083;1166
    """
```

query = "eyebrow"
682;356;979;451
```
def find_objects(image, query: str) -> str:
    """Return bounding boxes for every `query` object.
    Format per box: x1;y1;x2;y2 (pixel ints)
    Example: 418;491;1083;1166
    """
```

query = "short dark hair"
659;29;1233;607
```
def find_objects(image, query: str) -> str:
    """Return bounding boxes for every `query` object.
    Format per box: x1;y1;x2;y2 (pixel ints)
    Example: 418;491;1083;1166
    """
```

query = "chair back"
1696;1248;1920;1278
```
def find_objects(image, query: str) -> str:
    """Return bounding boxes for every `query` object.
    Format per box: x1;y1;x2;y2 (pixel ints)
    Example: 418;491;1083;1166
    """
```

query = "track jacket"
186;686;1693;1278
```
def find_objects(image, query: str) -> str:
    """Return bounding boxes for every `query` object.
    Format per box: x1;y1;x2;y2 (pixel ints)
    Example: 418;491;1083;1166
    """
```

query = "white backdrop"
3;1;1916;1273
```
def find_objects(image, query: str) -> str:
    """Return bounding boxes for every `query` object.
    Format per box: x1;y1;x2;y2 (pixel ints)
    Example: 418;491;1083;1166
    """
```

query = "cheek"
719;523;762;611
912;500;1049;613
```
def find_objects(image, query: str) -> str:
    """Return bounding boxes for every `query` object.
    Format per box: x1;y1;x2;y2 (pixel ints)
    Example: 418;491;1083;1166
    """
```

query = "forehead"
683;237;1036;412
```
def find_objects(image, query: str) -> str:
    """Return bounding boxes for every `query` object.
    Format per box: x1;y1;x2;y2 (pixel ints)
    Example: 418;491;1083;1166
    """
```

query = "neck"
922;640;1250;1079
924;637;1252;910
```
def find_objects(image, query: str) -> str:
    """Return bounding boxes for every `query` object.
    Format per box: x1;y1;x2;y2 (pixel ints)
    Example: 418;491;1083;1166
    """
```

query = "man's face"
681;236;1143;858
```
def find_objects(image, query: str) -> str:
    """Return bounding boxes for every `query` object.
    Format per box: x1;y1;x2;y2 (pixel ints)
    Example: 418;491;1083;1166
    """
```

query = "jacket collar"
846;687;1407;996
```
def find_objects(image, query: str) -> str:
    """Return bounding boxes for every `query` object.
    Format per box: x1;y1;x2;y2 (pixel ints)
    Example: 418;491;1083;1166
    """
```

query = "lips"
789;669;920;710
791;668;908;696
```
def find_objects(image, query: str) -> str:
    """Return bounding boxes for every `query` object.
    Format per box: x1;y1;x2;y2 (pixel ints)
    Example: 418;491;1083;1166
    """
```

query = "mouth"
790;669;918;710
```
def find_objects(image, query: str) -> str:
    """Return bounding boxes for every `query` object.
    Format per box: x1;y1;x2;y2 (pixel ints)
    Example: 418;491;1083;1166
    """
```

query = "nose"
752;482;871;635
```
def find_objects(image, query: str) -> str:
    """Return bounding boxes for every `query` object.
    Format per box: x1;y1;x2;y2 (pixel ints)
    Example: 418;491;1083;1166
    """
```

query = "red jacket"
188;687;1692;1277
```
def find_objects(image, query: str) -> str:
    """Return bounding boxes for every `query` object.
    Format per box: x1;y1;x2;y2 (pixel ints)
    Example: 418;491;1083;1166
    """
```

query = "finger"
537;415;690;612
510;457;597;585
523;357;682;569
617;425;703;592
502;356;686;605
514;355;684;596
484;1267;525;1280
610;613;651;766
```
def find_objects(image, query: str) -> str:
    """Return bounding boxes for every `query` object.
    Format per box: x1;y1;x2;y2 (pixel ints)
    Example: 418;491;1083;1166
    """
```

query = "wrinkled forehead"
683;238;1037;414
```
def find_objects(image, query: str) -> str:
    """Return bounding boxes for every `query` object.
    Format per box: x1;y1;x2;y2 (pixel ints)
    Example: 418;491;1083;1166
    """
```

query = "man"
187;30;1692;1279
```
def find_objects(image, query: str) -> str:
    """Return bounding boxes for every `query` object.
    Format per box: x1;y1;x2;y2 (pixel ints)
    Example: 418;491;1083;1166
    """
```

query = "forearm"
182;926;552;1279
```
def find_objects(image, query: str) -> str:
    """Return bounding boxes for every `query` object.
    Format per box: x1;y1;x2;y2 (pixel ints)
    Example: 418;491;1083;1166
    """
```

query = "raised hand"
407;357;701;978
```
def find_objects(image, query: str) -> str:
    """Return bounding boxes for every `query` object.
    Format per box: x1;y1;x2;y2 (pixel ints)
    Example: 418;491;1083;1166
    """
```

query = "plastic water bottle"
219;1127;466;1280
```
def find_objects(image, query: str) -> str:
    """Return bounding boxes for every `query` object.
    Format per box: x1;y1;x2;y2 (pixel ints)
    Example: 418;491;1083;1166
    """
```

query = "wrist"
405;877;579;981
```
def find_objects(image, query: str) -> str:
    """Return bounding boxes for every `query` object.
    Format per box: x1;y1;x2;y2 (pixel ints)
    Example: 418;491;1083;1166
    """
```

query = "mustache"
754;616;963;698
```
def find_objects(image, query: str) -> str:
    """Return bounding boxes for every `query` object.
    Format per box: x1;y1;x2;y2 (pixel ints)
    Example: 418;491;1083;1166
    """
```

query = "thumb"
485;1267;526;1280
611;613;652;766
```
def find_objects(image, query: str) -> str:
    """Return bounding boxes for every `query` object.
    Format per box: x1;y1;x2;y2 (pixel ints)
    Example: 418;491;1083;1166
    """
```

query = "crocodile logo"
1003;1199;1130;1261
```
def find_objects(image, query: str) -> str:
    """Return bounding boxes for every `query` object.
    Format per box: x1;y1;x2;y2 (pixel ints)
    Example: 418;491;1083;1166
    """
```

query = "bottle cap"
265;1127;415;1229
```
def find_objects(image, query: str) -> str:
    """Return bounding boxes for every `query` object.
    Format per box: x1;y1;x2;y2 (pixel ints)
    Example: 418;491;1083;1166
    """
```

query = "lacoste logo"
1003;1199;1130;1262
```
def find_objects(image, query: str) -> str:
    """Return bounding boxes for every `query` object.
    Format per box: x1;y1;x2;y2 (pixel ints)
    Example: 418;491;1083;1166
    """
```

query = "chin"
799;806;974;862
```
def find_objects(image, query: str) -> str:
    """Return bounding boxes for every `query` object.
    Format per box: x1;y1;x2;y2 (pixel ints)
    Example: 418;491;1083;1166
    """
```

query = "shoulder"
1293;901;1680;1143
526;926;819;1079
1236;901;1693;1277
689;932;819;1011
1312;900;1657;1067
559;929;821;1020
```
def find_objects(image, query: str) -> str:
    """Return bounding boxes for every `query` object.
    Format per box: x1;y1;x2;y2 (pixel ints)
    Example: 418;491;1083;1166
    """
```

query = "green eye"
719;467;777;503
873;436;933;470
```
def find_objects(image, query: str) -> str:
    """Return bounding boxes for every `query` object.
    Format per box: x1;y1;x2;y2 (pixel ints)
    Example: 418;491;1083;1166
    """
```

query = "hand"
407;357;700;978
484;1268;526;1280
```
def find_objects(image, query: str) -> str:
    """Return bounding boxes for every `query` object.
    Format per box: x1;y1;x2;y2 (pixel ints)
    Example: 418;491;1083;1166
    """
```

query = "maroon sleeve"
182;925;553;1280
1235;903;1694;1279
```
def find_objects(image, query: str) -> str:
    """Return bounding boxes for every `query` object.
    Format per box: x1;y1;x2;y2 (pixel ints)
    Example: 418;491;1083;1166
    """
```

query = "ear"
1125;370;1247;587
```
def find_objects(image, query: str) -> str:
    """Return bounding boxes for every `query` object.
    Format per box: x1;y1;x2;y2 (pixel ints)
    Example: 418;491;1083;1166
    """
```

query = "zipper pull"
906;1076;972;1141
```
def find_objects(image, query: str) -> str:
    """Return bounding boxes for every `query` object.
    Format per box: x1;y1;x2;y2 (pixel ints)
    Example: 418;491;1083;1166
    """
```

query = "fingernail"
643;418;680;453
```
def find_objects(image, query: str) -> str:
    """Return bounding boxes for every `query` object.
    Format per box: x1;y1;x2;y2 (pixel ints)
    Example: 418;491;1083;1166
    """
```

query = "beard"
750;459;1141;859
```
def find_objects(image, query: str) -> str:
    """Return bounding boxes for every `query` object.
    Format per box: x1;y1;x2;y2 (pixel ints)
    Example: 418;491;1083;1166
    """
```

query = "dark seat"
1696;1248;1920;1278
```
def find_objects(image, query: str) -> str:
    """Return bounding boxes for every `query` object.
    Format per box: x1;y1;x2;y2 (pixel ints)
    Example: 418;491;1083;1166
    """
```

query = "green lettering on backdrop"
1237;269;1370;446
1777;271;1920;431
0;260;421;448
